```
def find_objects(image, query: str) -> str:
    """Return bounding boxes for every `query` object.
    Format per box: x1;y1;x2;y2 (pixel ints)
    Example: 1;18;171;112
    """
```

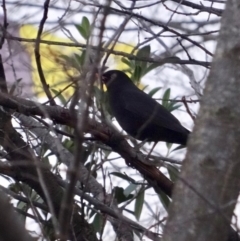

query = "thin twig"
34;0;56;106
182;96;196;120
0;0;8;49
5;36;211;68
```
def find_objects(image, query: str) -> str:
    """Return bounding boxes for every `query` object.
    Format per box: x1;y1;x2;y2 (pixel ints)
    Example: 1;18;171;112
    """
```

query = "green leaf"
121;57;131;67
17;200;28;210
94;86;113;118
167;103;181;112
16;202;28;222
134;189;145;220
110;172;135;183
42;156;51;168
113;187;134;204
121;57;135;69
60;53;81;70
74;51;87;66
92;213;104;233
75;17;91;40
75;24;88;40
135;45;151;74
148;87;161;97
141;85;149;91
122;46;177;81
132;65;142;83
82;16;90;34
43;219;55;240
9;78;23;95
161;88;183;113
88;209;97;219
93;85;104;110
136;45;151;59
170;144;186;152
9;183;22;194
162;88;171;109
167;164;180;182
166;142;173;150
157;190;171;211
144;62;164;75
60;54;72;63
51;89;67;105
62;139;74;153
124;183;138;196
76;16;91;40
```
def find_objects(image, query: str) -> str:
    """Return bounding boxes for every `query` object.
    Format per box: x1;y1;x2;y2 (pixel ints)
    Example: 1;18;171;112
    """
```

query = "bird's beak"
96;66;108;81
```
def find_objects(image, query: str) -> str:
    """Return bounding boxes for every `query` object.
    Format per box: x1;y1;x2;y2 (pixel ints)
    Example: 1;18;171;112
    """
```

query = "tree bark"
162;1;240;240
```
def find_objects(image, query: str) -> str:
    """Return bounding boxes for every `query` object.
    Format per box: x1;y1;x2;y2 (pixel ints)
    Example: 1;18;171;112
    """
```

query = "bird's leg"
145;142;158;160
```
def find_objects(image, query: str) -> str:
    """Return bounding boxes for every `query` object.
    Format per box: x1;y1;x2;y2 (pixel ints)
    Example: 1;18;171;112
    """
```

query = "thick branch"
0;92;174;197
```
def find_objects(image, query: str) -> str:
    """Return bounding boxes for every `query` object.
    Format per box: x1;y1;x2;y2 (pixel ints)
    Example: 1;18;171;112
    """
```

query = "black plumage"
101;70;190;145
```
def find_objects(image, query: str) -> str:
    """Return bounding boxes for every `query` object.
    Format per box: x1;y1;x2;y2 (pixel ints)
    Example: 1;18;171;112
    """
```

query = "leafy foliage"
75;16;91;40
121;45;163;83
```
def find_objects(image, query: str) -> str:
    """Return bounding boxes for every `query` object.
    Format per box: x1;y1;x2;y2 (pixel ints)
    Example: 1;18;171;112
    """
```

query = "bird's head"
101;70;131;88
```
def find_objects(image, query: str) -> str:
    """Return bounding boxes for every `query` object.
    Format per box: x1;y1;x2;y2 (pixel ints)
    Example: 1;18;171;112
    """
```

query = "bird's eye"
110;73;117;81
101;74;108;83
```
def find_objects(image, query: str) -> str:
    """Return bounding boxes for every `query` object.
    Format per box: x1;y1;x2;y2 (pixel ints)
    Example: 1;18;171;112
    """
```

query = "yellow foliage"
20;25;135;98
20;25;78;98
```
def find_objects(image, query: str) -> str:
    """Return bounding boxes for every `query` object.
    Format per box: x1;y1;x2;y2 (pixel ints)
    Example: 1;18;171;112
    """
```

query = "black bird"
101;70;190;145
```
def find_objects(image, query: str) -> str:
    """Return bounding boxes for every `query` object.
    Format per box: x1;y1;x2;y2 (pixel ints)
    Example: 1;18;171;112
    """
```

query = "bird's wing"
122;89;188;134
